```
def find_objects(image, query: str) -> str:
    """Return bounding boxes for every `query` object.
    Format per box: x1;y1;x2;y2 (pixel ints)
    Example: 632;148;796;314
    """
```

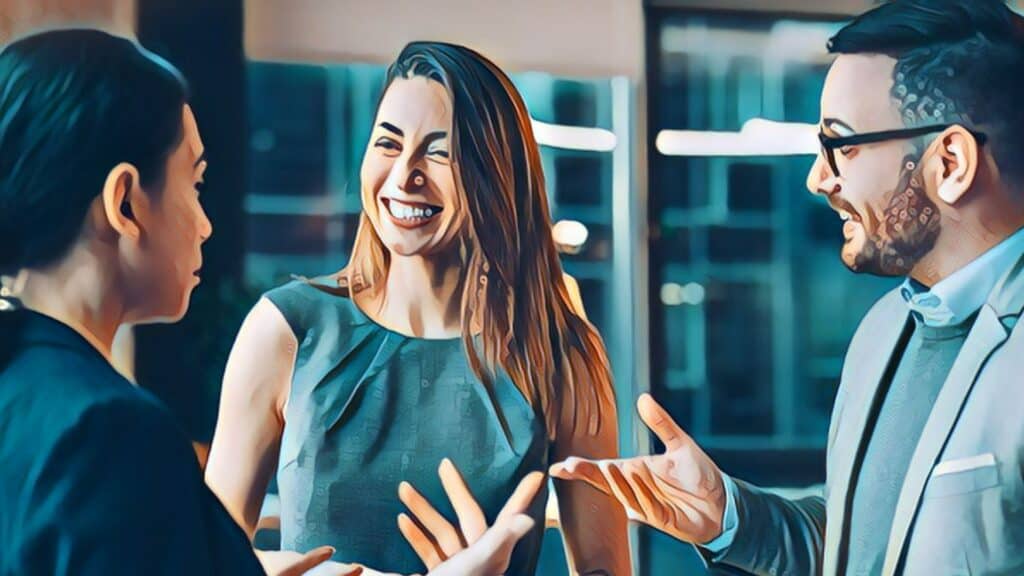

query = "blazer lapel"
824;294;910;576
882;254;1024;576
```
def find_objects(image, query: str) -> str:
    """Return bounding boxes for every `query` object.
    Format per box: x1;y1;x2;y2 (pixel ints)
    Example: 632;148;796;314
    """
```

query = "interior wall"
647;0;1021;16
245;0;645;79
0;0;134;41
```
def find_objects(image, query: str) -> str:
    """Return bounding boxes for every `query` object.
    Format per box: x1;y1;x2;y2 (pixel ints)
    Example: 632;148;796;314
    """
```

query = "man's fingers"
549;458;613;496
398;481;464;556
601;461;644;517
637;393;692;452
437;458;487;544
397;513;445;569
625;459;667;526
495;471;545;525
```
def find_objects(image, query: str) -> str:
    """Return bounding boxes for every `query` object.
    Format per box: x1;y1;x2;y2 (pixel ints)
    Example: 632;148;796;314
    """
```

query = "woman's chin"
134;293;192;325
380;233;441;258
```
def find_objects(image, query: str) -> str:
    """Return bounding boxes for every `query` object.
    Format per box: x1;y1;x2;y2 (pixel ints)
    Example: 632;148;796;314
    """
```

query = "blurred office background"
1;0;947;573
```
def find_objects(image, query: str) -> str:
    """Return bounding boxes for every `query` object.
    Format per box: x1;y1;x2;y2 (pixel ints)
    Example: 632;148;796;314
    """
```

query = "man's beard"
849;153;942;276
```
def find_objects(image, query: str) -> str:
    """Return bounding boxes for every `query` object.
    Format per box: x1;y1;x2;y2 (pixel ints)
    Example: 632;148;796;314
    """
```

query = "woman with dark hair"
0;28;345;576
207;42;631;575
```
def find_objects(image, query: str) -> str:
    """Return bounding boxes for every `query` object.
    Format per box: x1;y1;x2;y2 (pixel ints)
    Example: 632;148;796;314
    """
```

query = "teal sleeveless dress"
264;278;550;574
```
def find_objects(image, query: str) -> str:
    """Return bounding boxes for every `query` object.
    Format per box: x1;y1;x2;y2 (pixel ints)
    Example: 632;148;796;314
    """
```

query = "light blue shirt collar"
901;227;1024;327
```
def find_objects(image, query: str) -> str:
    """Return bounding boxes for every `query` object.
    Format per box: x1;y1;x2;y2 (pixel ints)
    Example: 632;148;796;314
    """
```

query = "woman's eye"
428;149;449;159
375;137;401;152
839;146;855;157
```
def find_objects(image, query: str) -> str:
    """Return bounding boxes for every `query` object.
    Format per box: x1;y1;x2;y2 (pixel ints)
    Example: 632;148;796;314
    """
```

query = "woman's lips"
382;197;443;229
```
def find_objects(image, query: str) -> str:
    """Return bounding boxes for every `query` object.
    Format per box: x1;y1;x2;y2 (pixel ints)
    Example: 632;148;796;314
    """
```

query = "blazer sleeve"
702;479;826;576
13;395;265;576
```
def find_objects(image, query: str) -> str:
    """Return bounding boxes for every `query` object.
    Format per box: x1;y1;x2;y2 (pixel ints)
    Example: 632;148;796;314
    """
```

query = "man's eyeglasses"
818;124;988;178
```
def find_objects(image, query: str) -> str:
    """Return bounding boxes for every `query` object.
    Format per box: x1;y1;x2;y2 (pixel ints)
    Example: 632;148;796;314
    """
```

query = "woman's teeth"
387;199;439;221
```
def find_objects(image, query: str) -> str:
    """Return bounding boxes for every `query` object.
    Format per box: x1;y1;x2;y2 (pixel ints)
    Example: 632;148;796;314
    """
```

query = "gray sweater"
843;312;976;574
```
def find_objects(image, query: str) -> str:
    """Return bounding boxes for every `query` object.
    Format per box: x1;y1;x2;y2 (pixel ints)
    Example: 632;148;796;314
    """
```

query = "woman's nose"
401;168;428;193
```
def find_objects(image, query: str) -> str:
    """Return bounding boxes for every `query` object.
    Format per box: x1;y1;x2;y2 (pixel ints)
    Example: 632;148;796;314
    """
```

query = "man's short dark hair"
829;0;1024;186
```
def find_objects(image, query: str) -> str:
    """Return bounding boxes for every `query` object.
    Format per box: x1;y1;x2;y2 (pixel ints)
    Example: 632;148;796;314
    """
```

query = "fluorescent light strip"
656;119;819;157
532;118;617;152
660;22;838;63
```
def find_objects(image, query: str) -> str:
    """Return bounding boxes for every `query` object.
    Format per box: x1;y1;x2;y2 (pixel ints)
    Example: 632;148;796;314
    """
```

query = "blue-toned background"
1;1;952;573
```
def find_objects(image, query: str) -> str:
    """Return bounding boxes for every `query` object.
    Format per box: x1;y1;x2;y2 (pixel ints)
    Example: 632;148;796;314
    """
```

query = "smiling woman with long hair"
206;42;630;575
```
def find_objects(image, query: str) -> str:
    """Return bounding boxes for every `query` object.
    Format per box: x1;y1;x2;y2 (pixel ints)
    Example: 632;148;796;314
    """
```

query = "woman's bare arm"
555;276;632;575
553;383;632;576
206;297;296;539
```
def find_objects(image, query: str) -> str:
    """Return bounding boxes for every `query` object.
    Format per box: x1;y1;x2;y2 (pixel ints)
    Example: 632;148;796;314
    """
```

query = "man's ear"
932;126;980;205
101;162;142;239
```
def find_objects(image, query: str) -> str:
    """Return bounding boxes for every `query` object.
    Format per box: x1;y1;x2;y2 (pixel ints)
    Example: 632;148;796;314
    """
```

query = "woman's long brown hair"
340;42;614;441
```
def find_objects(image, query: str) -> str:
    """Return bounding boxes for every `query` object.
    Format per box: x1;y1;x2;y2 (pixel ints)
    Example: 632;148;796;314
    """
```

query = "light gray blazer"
709;253;1024;575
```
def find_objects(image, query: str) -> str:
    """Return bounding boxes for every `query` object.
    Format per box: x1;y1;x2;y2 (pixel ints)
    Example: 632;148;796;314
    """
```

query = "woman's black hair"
0;28;188;366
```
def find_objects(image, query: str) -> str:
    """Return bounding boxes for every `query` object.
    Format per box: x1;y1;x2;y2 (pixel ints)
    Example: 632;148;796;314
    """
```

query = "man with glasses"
551;1;1024;574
